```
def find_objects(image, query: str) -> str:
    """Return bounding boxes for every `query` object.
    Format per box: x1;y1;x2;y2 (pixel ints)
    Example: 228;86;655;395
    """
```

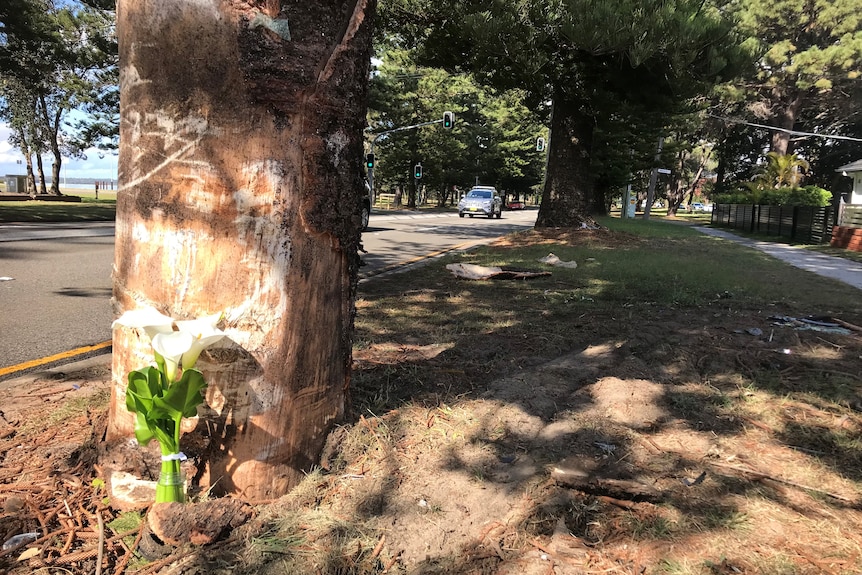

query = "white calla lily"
120;308;226;503
152;331;194;382
113;306;176;340
175;313;227;369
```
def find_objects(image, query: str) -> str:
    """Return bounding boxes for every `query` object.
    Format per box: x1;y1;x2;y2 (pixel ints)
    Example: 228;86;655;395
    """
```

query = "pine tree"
727;0;862;155
389;0;744;226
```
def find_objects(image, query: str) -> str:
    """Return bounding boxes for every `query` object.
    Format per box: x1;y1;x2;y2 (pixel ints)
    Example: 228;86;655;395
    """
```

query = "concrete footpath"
695;226;862;292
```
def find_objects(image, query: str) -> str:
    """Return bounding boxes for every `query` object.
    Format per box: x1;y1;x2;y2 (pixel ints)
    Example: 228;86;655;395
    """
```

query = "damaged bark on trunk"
106;0;375;500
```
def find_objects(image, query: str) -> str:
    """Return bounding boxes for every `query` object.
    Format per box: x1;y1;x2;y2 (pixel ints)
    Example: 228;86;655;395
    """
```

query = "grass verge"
0;196;116;222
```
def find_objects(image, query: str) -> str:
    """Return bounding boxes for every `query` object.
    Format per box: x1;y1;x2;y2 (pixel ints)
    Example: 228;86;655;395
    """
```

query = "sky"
0;123;117;182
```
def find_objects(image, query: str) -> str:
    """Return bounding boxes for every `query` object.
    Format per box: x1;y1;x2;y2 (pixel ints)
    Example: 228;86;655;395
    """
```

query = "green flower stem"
155;417;184;504
126;364;208;505
156;456;184;503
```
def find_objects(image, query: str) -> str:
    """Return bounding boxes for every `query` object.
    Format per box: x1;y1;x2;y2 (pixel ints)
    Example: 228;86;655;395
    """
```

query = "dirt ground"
2;228;862;574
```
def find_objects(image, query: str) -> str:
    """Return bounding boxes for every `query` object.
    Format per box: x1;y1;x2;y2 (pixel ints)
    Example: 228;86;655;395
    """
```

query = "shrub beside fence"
711;204;836;244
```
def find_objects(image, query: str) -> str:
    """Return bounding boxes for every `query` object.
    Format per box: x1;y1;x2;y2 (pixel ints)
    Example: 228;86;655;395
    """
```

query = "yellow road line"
0;341;112;378
359;241;475;280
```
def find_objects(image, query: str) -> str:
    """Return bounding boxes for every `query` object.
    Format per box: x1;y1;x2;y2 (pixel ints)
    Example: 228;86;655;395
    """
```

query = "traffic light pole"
366;118;445;204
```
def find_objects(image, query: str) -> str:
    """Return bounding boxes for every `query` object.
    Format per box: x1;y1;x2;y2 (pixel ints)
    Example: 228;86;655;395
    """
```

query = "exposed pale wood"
107;0;375;500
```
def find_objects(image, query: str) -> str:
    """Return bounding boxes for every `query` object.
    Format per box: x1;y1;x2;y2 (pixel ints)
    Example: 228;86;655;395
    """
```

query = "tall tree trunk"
35;154;47;195
51;157;61;195
25;159;37;197
684;149;711;208
770;91;804;155
535;97;597;228
665;149;687;216
38;94;63;195
106;0;375;501
49;105;63;195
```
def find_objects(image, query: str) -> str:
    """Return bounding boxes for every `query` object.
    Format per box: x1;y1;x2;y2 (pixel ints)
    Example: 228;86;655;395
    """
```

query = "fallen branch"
740;416;774;432
596;495;639;510
95;510;105;575
111;517;147;575
128;547;197;575
707;461;854;503
381;550;401;573
821;317;862;334
371;535;386;559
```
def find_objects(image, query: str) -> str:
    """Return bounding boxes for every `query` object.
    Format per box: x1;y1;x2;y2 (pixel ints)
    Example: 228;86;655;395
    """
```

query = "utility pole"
643;136;664;220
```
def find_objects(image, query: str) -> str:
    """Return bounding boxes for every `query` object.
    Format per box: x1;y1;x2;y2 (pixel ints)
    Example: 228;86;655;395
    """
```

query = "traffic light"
414;163;423;179
443;111;454;129
365;153;375;169
536;137;545;152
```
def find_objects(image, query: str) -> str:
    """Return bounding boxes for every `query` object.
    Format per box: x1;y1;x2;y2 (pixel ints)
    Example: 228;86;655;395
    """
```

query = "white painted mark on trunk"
164;229;198;306
120;111;212;192
223;162;291;351
326;130;349;168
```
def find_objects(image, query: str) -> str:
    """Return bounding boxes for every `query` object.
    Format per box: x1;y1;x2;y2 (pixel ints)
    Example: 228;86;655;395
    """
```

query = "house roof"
837;159;862;173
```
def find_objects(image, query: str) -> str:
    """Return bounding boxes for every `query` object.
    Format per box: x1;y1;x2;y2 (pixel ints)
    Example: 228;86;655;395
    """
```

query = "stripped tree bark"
105;0;376;500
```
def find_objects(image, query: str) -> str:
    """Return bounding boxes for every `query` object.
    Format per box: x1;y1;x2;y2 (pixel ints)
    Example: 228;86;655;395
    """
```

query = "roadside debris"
445;263;551;280
538;253;578;269
682;471;707;487
2;532;40;551
770;316;854;335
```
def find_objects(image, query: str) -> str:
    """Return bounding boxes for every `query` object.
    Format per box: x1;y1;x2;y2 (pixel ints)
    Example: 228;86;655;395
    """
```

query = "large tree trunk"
25;161;37;197
22;150;38;196
50;157;61;195
535;97;597;228
35;154;47;195
106;0;375;501
38;94;63;195
770;91;804;156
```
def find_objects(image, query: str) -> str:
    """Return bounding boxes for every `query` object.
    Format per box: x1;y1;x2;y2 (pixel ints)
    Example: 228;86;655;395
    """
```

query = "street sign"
657;168;671;174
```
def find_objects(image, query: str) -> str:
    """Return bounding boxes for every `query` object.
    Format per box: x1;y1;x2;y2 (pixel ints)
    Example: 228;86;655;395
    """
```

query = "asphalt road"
0;234;115;370
360;208;538;277
0;210;537;373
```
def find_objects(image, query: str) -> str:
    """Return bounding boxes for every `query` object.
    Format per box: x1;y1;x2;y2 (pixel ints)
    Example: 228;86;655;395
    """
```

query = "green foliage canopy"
0;0;117;194
367;47;546;205
384;0;744;224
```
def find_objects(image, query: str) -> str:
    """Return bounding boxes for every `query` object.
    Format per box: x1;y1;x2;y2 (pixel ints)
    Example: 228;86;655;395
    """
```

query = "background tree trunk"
35;155;47;195
535;97;597;228
106;0;375;500
770;92;804;156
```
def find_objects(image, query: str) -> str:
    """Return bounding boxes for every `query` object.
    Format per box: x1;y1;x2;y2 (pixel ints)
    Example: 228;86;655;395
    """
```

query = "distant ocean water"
59;182;117;190
26;179;117;191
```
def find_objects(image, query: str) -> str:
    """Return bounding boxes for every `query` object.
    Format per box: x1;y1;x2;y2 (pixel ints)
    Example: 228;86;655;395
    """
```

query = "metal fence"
711;204;836;244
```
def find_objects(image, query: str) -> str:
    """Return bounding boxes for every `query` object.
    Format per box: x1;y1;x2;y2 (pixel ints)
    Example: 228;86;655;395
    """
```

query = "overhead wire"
706;114;862;143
